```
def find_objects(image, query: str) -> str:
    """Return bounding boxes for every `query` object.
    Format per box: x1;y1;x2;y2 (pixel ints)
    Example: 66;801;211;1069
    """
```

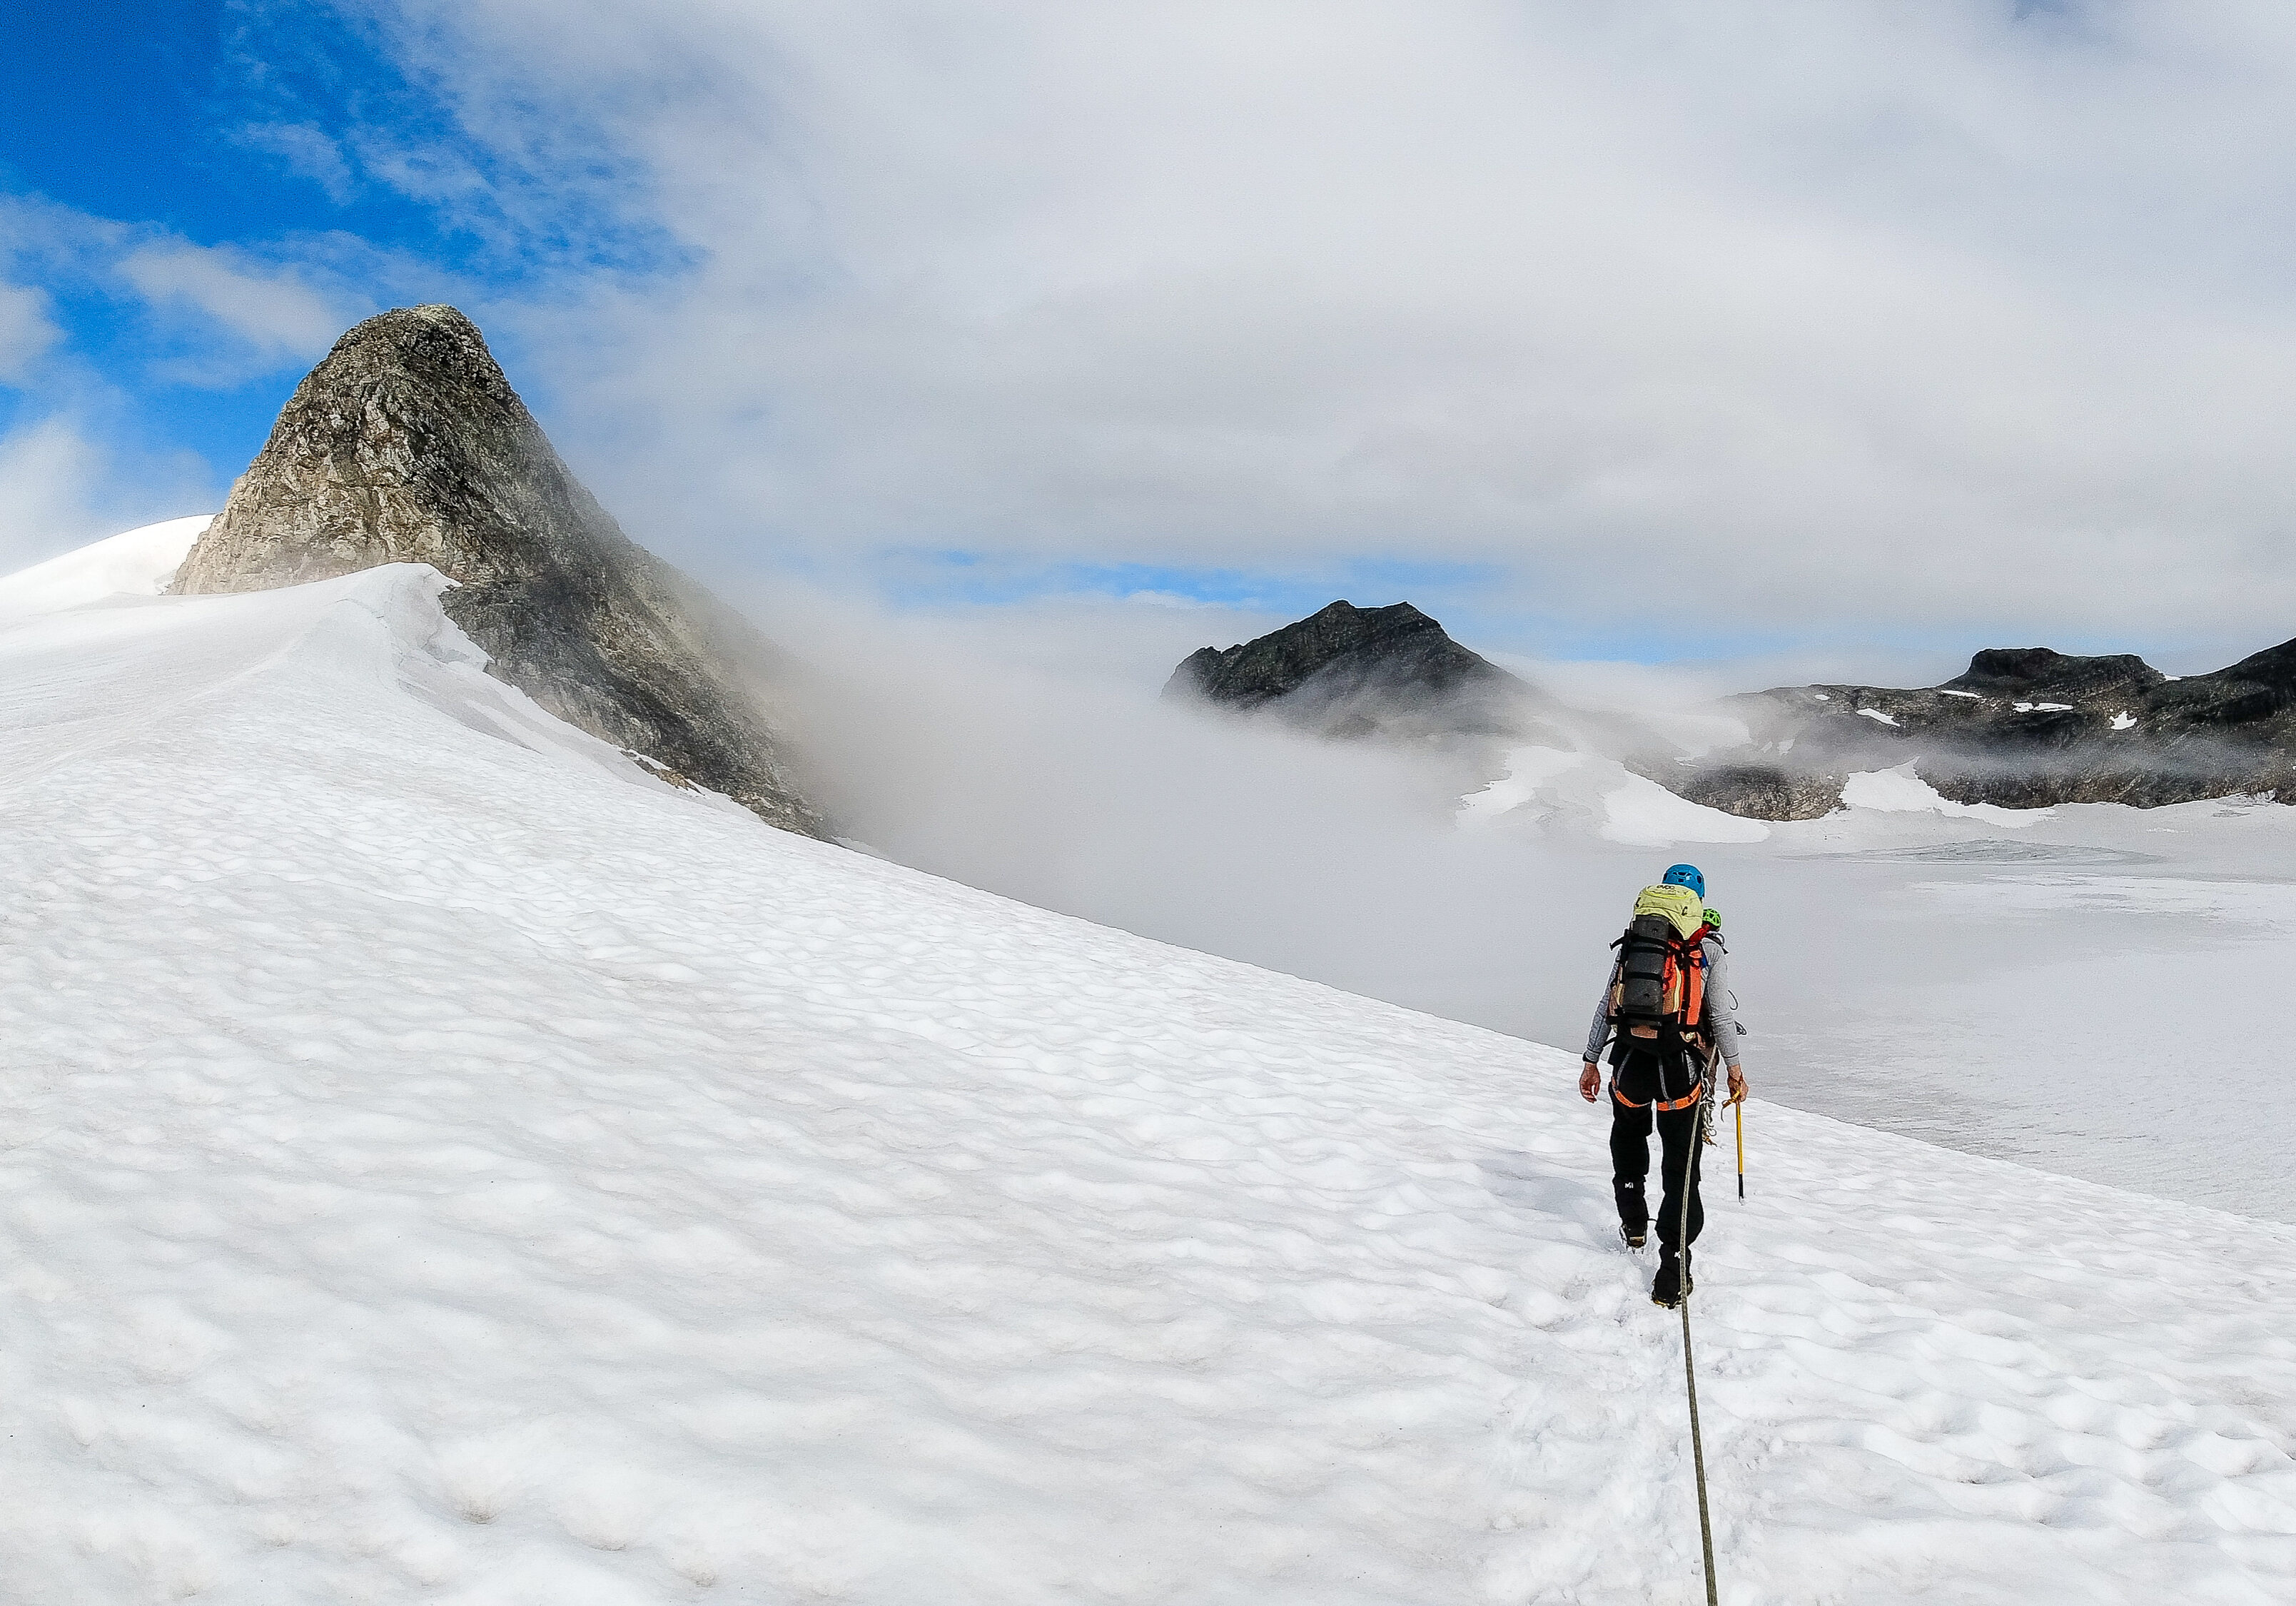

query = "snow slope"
1836;762;2048;825
1443;739;2296;1221
1461;744;1770;845
1;565;2293;1604
0;516;212;619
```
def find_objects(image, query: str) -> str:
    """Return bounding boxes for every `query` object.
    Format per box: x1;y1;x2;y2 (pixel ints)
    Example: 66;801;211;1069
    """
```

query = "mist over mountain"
172;305;824;837
1163;600;1567;749
1662;640;2296;819
1175;600;2296;822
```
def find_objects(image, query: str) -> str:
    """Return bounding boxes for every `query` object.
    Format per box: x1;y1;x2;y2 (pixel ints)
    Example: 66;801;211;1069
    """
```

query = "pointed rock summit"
173;305;824;836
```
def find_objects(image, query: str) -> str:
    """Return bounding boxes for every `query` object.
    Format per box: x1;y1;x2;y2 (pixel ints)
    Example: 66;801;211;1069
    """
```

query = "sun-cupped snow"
2;562;2292;1604
0;515;212;619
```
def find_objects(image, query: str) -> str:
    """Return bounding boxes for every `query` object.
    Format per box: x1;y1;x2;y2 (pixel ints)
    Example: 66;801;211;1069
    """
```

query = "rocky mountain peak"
176;303;587;593
2210;635;2296;695
1166;600;1470;708
1943;647;2164;701
1164;598;1553;744
1657;630;2296;819
171;304;824;837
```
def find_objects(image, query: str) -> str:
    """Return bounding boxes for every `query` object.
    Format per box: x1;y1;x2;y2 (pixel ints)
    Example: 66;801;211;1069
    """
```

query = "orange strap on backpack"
1682;924;1709;1026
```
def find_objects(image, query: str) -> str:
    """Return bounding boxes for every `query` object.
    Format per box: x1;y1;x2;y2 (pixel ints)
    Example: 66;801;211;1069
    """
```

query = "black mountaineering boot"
1614;1176;1648;1248
1652;1250;1692;1309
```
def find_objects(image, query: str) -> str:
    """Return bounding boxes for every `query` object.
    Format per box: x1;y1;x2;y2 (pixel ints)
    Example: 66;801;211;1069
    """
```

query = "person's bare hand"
1726;1064;1748;1105
1579;1061;1600;1102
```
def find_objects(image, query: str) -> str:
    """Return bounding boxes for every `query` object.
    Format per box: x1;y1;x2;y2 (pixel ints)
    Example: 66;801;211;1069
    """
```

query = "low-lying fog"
749;585;2296;1225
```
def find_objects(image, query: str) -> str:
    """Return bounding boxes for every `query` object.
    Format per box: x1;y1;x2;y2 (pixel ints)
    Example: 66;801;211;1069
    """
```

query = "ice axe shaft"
1735;1101;1745;1200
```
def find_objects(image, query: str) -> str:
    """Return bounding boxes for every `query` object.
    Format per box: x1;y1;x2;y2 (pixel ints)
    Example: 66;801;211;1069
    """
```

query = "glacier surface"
0;551;2291;1602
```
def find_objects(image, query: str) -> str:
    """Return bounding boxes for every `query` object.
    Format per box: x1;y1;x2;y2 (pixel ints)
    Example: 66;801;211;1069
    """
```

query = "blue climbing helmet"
1661;863;1706;899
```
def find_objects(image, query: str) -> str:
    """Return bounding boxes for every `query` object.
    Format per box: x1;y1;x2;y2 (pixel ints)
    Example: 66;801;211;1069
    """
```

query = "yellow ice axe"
1734;1100;1745;1200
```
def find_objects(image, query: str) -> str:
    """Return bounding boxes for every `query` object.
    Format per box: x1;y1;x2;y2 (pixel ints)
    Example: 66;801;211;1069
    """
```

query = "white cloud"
236;123;358;204
0;281;62;384
0;420;208;575
3;193;433;391
0;349;216;572
116;243;348;369
243;4;2296;652
0;420;109;570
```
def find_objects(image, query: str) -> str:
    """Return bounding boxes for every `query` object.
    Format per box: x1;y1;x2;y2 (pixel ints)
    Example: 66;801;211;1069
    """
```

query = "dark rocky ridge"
1164;601;1562;744
1663;642;2296;817
1170;600;2296;820
172;305;824;837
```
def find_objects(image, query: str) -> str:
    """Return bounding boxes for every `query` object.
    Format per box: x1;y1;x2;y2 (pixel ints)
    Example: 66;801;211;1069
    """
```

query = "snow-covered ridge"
0;515;212;618
1;558;2291;1601
1457;748;2059;842
1460;744;1770;844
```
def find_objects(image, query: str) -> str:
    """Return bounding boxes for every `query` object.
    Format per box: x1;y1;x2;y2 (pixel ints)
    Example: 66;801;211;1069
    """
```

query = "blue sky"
0;0;679;478
1;0;1519;647
6;2;399;470
8;4;2296;677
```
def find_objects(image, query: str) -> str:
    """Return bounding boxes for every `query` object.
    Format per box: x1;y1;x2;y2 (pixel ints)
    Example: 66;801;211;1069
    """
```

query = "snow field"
0;517;212;620
1835;762;2045;825
1461;745;1770;845
0;565;2292;1602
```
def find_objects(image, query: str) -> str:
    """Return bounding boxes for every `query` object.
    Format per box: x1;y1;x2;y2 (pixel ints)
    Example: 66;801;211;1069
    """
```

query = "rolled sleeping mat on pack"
1612;884;1711;1044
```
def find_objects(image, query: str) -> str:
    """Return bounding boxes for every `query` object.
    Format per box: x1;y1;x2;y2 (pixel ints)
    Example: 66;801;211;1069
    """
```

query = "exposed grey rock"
1644;762;1849;821
1674;640;2296;818
1164;595;2296;820
1163;600;1565;745
172;305;825;837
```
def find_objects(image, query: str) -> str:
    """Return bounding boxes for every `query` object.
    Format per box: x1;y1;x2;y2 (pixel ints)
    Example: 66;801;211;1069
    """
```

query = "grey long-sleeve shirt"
1583;934;1742;1069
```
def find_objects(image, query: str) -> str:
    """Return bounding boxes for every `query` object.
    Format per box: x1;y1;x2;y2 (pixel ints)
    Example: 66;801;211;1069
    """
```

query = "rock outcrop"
1665;642;2296;817
173;305;824;837
1163;601;1562;744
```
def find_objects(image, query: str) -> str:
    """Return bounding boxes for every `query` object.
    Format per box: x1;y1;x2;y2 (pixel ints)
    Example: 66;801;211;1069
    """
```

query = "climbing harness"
1613;1076;1704;1113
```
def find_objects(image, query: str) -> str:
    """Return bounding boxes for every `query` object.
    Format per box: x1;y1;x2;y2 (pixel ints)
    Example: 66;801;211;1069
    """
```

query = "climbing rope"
1674;1046;1721;1606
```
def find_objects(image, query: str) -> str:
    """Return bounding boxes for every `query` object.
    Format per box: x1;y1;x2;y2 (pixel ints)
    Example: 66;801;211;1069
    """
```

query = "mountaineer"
1579;863;1748;1308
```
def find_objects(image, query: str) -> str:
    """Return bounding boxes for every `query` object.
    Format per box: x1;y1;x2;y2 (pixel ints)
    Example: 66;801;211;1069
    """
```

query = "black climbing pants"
1608;1049;1705;1256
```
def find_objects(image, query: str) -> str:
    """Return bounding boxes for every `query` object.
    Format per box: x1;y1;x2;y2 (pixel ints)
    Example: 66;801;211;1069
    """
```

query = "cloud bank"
315;0;2296;665
116;243;353;375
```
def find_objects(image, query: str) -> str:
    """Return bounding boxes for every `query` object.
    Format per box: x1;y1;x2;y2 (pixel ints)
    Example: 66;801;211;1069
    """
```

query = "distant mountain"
172;304;824;837
1661;642;2296;817
1163;601;1562;744
1173;602;2296;821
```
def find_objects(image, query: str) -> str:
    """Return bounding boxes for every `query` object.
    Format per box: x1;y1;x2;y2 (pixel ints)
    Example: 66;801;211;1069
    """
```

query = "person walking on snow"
1579;863;1748;1308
